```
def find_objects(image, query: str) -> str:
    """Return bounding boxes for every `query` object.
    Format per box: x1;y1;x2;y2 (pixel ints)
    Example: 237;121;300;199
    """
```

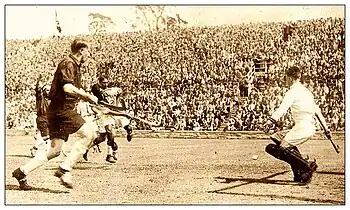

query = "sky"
5;5;345;40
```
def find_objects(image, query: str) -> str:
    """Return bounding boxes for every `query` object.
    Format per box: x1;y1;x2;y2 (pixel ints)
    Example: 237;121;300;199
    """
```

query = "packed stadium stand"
5;17;345;131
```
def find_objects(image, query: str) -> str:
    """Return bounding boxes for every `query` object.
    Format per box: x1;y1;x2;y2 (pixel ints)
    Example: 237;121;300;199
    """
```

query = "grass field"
5;133;345;205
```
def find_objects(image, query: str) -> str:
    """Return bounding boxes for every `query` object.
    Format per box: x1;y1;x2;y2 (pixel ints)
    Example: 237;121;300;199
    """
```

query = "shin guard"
265;143;314;172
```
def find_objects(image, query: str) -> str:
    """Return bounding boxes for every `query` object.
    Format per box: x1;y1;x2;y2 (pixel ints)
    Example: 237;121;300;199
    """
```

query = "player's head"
285;66;301;86
98;76;108;89
71;38;90;63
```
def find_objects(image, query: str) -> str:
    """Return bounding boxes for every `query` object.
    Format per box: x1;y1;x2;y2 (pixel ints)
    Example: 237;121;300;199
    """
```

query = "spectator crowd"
5;17;345;131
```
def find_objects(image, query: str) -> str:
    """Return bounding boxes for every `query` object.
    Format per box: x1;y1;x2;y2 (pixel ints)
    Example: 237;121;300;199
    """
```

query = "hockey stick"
91;104;161;127
315;113;340;154
98;101;126;112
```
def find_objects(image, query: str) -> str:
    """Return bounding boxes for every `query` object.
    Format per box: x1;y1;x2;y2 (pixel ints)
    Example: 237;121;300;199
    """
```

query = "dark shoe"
106;155;116;163
124;125;133;142
127;133;132;142
83;150;89;161
292;159;317;183
12;168;32;190
295;162;316;184
293;176;301;182
54;167;73;189
299;170;313;184
292;167;303;182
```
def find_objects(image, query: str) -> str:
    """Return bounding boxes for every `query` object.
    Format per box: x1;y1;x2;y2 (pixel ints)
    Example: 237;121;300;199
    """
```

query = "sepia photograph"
3;3;345;205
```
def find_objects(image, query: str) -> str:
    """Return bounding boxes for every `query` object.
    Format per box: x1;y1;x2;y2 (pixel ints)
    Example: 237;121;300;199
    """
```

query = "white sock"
107;146;113;155
21;150;48;175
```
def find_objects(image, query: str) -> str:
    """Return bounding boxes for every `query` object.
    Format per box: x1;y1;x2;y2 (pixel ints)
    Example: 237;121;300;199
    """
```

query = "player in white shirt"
75;99;122;163
264;66;331;184
83;76;132;163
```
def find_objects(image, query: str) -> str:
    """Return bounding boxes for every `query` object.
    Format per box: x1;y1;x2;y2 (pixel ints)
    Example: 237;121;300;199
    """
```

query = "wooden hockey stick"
315;113;340;154
91;104;161;127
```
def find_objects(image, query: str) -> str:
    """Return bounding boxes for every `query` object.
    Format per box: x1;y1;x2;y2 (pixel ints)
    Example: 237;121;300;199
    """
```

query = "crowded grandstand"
5;17;345;131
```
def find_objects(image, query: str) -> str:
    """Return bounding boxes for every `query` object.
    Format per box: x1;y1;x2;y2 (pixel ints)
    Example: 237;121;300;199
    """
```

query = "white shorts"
283;123;316;146
95;116;115;133
103;117;116;127
83;116;99;133
114;116;130;128
94;111;131;132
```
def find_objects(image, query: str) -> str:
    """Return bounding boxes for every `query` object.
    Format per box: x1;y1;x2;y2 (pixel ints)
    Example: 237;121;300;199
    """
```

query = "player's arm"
264;90;294;133
104;87;122;97
63;84;97;104
61;62;97;104
271;90;294;122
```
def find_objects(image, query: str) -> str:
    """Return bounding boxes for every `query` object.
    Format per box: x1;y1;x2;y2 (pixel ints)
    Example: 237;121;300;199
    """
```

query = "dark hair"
286;66;301;80
98;75;108;83
71;38;88;53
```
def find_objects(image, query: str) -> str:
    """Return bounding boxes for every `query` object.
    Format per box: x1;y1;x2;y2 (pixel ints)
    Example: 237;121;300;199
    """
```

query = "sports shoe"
124;125;133;142
30;147;37;157
293;160;317;183
54;167;73;189
83;150;89;161
299;170;313;184
106;155;116;163
292;166;303;182
12;168;32;190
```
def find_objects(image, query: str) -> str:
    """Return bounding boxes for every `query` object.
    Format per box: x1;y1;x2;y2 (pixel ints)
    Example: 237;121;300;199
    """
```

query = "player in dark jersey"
12;38;98;190
30;76;51;157
83;76;133;163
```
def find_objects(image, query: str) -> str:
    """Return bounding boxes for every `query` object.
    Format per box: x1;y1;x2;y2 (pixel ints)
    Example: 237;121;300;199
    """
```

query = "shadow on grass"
45;165;111;171
210;171;298;191
7;155;32;158
316;171;344;175
209;170;344;204
6;184;69;194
